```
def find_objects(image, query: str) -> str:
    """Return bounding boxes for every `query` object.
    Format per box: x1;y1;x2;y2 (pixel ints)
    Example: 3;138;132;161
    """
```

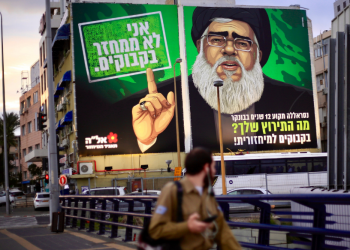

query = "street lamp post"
214;79;227;195
173;58;182;168
0;12;10;214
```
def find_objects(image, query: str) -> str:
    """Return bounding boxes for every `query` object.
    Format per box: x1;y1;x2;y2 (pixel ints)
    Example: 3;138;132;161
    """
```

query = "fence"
103;172;327;195
110;176;184;193
13;193;34;208
60;193;350;250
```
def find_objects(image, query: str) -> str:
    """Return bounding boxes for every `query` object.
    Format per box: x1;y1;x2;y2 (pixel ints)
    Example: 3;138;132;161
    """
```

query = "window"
21;101;25;113
344;1;346;8
35;144;40;149
27;96;31;108
316;74;324;91
40;47;42;66
28;146;33;153
44;70;46;91
338;5;341;12
33;91;38;103
323;44;328;55
23;149;26;156
21;125;25;136
34;116;37;131
41;75;43;94
228;190;240;195
27;121;32;133
24;171;27;179
43;41;45;60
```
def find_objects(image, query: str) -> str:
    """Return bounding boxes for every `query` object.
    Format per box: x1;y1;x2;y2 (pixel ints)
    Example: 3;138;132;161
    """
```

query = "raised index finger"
147;68;158;94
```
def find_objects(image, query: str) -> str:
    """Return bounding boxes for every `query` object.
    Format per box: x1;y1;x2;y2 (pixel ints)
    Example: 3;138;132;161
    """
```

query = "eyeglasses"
203;35;258;52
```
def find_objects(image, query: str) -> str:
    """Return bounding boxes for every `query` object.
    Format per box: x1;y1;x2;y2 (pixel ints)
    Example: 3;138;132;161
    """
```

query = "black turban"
191;7;272;67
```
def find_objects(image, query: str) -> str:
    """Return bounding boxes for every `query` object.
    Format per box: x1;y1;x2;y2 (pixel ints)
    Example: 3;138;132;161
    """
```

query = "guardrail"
60;194;350;250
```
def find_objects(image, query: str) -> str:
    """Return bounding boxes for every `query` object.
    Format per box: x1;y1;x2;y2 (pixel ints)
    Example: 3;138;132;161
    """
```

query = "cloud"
0;0;45;14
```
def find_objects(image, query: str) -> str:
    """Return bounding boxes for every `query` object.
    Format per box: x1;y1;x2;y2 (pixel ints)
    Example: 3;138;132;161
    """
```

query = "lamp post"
0;12;10;215
173;58;182;168
214;79;227;195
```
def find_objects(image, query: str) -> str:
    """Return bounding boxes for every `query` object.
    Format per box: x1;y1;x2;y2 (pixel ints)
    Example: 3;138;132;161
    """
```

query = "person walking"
148;147;241;250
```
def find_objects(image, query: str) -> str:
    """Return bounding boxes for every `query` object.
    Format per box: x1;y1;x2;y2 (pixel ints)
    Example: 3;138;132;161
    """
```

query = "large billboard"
73;3;183;155
184;7;317;152
73;3;318;156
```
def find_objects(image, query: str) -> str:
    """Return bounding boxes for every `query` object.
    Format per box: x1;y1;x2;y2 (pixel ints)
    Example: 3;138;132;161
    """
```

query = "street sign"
59;175;67;187
174;166;182;181
62;168;72;176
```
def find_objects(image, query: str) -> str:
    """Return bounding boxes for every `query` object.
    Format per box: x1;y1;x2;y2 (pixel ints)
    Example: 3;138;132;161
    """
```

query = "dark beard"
203;171;215;189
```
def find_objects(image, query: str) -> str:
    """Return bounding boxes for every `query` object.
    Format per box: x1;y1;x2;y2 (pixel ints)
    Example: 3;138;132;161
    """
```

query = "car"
9;189;26;202
34;192;50;210
225;188;272;212
82;187;127;196
0;191;14;205
129;190;161;196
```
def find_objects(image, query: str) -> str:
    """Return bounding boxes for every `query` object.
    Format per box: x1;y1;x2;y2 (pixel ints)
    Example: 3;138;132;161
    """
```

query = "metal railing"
60;194;350;250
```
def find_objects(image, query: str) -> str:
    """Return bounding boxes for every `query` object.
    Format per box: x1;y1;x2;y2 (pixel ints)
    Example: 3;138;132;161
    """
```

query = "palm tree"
0;112;20;186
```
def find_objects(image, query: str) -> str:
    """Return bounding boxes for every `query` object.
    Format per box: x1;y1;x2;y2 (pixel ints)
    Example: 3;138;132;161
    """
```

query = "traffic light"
38;113;47;130
56;135;65;169
42;158;48;171
45;174;49;184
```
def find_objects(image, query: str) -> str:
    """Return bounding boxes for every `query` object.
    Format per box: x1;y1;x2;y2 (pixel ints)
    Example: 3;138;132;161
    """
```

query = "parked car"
34;192;50;210
82;187;127;196
225;188;272;212
129;190;161;196
0;191;14;205
225;188;289;212
9;189;26;202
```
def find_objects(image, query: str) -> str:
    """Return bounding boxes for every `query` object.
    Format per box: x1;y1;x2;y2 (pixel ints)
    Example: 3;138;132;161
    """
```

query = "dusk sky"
0;0;336;115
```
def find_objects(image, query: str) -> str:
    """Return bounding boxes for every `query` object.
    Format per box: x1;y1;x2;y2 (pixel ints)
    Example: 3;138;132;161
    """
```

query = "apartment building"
334;0;350;17
19;64;42;184
313;30;331;152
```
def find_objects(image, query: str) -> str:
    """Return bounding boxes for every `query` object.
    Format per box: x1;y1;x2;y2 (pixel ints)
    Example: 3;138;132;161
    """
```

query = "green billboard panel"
79;12;171;83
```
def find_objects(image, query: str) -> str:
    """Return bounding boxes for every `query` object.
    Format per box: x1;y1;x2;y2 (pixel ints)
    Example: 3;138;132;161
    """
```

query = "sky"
0;0;336;115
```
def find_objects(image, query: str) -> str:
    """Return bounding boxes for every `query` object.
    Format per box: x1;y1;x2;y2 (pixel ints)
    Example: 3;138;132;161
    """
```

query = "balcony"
24;149;48;162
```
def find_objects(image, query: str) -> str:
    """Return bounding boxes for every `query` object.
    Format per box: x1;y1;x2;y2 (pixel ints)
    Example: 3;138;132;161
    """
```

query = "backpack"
138;181;183;250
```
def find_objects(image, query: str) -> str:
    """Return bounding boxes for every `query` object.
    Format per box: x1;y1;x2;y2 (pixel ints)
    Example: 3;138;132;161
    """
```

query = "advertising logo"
85;132;118;149
78;12;171;83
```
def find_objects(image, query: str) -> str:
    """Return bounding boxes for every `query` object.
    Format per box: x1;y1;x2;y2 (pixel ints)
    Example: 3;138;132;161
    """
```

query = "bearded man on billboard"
132;7;316;152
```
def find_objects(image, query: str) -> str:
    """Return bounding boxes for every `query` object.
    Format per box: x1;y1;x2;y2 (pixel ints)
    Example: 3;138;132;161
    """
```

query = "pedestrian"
148;147;241;250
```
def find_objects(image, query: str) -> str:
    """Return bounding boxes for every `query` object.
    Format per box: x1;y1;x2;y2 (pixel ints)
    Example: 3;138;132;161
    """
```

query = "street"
0;227;137;250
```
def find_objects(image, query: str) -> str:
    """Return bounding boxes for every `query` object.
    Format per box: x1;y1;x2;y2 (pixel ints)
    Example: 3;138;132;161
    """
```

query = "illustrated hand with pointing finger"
132;68;175;152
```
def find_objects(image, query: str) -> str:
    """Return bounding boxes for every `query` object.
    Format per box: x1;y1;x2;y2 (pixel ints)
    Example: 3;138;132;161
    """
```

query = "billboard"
73;3;183;155
73;4;318;156
184;7;317;152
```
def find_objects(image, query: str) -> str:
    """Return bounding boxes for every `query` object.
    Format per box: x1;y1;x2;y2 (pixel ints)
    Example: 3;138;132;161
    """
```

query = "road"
0;227;137;250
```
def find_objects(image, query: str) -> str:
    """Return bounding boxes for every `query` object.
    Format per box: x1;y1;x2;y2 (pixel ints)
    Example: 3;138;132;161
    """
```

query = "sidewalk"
0;226;137;250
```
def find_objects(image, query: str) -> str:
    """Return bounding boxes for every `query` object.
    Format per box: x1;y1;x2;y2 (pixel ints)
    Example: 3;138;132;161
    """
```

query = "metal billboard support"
327;38;336;190
345;25;350;190
336;32;345;190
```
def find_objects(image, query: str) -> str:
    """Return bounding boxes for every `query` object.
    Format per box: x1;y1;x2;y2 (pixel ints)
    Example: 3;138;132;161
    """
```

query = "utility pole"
0;12;10;215
214;79;227;195
45;0;60;221
173;58;182;168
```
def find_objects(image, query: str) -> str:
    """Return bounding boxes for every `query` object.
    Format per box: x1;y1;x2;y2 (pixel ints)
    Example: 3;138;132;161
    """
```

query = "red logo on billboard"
107;132;118;143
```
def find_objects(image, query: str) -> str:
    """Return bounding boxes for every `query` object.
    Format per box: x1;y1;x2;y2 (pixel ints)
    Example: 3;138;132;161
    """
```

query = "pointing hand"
132;68;175;145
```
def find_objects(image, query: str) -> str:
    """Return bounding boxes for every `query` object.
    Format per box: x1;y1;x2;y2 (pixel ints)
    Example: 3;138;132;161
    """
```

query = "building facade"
313;30;331;152
19;81;42;187
334;0;350;17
